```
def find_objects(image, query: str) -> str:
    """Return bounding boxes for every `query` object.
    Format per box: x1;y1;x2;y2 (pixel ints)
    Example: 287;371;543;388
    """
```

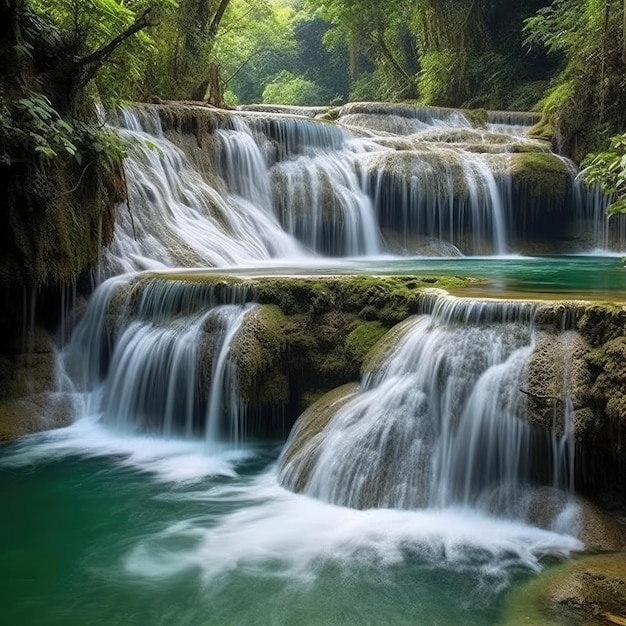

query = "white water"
13;102;616;623
0;421;583;592
58;275;255;446
280;293;578;524
105;109;304;276
102;103;625;271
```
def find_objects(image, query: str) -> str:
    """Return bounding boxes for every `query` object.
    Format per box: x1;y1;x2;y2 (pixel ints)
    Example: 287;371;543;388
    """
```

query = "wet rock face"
278;383;360;493
523;302;626;499
526;331;592;435
0;325;72;442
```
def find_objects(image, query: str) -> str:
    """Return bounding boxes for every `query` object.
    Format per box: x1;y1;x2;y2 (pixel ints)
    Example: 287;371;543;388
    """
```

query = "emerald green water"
177;255;625;299
0;422;580;626
2;254;615;625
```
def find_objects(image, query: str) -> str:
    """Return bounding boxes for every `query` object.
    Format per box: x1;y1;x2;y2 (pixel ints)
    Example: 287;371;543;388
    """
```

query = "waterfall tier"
102;102;625;276
278;292;583;519
52;268;626;517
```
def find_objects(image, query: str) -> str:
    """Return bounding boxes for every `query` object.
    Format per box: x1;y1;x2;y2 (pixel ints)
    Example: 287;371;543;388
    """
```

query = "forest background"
2;0;626;227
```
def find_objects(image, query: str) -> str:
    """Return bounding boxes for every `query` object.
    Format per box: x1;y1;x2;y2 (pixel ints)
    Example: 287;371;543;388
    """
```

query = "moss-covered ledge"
206;274;475;417
106;273;477;425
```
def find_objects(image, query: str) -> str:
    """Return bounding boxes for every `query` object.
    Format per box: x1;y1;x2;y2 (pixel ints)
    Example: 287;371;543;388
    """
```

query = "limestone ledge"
3;273;626;501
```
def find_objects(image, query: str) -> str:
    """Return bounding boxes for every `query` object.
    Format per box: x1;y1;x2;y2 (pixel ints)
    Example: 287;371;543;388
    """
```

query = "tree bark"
623;0;626;64
207;0;231;44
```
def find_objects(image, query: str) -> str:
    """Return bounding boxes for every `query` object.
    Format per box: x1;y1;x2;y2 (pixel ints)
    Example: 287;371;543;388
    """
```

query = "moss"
345;322;388;362
254;274;472;320
508;152;571;200
231;305;289;407
528;118;556;144
534;302;588;331
278;383;360;492
317;107;340;122
585;337;626;429
1;152;121;287
502;553;626;626
577;303;626;347
462;108;489;128
526;331;592;434
362;317;419;375
360;149;470;199
152;103;232;148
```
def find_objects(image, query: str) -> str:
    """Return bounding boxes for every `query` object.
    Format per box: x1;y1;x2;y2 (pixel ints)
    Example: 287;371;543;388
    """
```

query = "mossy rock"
585;337;626;430
1;155;121;287
362;317;420;375
345;322;388;363
151;102;232;148
526;331;592;434
508;152;570;200
462;108;489;128
317;107;340;122
230;304;289;407
359;149;470;199
528;116;556;144
534;302;588;331
0;392;72;443
278;383;360;492
578;303;626;347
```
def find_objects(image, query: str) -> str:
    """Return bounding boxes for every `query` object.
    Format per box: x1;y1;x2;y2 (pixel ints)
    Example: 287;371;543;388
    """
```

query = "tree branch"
75;5;158;88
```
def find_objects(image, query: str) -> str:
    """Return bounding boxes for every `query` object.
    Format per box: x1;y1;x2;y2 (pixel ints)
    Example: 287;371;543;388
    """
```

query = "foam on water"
0;416;251;483
123;470;583;587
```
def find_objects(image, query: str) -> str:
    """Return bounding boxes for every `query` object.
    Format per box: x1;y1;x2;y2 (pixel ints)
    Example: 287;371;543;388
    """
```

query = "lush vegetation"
2;0;626;237
525;0;626;160
582;133;626;215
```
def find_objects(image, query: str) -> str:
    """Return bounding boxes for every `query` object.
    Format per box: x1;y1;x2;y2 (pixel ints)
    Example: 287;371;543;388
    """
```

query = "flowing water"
2;102;625;624
0;425;582;626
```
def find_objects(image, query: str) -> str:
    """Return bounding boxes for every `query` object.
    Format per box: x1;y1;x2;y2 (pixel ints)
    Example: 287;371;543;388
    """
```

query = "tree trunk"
623;0;626;64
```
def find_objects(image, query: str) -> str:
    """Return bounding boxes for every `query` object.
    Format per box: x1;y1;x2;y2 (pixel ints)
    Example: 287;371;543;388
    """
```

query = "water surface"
161;255;626;301
0;420;581;626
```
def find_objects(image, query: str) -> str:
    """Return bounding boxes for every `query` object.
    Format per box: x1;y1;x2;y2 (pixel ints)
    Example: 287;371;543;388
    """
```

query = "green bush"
262;70;330;106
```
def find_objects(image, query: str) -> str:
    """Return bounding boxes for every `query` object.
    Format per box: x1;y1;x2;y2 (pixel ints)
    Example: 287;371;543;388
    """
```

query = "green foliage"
524;0;626;160
582;133;626;215
1;91;123;169
215;0;299;103
348;73;381;102
0;1;126;287
308;0;554;107
417;49;456;105
28;0;176;103
262;70;329;105
523;0;584;55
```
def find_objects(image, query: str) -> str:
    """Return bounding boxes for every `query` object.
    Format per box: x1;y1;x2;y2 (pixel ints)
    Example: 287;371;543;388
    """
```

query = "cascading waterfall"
103;103;624;264
214;116;381;256
486;110;541;136
105;108;303;276
360;149;510;254
279;292;577;522
58;276;255;446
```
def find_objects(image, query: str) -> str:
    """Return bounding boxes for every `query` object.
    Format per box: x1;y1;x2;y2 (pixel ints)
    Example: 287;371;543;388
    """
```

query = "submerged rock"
503;553;626;626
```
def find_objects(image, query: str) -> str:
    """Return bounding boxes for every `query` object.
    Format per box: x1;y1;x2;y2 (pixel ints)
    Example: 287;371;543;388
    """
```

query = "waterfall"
279;292;578;520
486;110;540;136
105;108;303;276
102;103;624;263
215;116;381;256
361;149;510;254
59;276;254;445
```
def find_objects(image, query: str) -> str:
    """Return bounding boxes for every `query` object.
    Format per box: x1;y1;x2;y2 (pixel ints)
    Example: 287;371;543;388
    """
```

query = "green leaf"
35;145;57;158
